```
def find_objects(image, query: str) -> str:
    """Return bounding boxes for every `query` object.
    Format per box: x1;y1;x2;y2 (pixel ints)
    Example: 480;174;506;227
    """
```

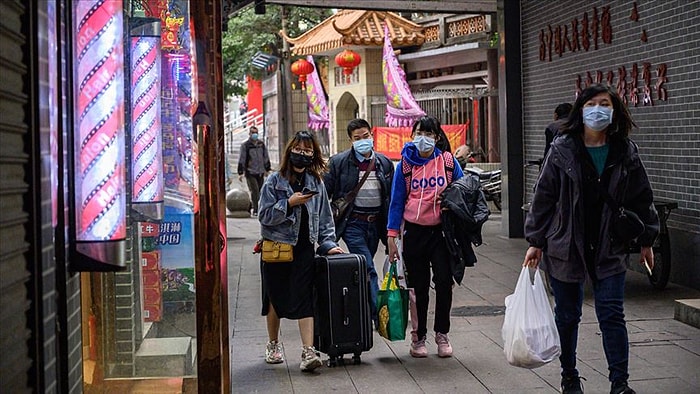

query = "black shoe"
610;381;636;394
561;376;584;394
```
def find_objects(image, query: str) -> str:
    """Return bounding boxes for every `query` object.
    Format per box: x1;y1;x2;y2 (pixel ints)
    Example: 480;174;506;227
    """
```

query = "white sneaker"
300;346;322;372
265;340;284;364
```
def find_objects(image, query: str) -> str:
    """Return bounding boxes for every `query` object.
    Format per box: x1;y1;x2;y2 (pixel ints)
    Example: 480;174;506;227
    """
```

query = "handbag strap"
597;169;630;213
344;155;376;204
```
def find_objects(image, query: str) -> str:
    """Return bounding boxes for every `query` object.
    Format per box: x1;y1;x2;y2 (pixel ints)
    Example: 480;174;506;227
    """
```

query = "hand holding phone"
302;187;319;196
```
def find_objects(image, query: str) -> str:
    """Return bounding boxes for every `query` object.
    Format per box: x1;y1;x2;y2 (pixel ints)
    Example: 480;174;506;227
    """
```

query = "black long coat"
525;134;659;283
440;174;490;284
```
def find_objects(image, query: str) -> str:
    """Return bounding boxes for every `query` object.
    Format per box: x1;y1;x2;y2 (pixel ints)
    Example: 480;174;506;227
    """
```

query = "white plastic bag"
502;266;561;368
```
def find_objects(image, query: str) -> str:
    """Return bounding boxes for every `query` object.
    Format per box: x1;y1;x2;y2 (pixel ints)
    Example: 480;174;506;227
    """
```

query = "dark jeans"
342;217;380;323
245;173;264;214
550;271;629;383
401;221;453;339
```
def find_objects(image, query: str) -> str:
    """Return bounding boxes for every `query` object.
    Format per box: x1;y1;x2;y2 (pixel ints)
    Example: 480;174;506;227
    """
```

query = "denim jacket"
258;171;338;255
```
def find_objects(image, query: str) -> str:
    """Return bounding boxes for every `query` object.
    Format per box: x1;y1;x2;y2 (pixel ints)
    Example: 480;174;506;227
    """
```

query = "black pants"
402;221;453;339
246;173;264;213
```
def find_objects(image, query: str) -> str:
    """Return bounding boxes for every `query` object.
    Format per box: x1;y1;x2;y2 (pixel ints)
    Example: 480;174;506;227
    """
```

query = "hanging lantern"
290;58;314;89
335;49;362;76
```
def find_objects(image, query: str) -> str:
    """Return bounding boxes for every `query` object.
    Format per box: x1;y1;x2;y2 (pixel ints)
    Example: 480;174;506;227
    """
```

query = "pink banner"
382;24;425;127
305;55;329;131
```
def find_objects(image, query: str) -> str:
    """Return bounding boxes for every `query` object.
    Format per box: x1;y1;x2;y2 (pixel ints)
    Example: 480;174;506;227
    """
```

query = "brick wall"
520;0;700;288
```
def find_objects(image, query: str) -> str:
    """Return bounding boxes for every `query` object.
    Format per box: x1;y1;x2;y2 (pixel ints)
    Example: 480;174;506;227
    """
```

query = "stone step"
135;337;194;377
674;298;700;329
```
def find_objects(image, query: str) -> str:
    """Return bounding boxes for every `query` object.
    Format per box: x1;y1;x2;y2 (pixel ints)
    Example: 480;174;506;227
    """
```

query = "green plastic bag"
376;262;409;341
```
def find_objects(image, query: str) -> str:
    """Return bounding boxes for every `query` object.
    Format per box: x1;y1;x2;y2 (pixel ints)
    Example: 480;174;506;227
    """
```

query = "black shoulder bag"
599;174;645;243
331;156;376;223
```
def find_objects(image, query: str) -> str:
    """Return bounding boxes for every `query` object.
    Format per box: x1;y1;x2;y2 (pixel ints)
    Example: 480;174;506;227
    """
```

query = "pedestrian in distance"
523;84;659;394
386;115;465;358
544;102;573;158
258;130;344;372
323;118;394;329
238;125;271;216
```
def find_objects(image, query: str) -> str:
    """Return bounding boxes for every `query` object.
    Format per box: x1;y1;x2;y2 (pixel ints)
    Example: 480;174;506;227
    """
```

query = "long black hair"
561;83;636;139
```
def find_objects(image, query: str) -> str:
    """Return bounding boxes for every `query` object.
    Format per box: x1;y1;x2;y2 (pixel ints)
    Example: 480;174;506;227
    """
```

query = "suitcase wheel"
327;356;341;367
352;354;361;365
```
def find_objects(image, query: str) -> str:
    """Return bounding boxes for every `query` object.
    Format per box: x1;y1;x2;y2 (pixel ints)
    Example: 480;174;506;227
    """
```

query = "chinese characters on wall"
539;3;668;106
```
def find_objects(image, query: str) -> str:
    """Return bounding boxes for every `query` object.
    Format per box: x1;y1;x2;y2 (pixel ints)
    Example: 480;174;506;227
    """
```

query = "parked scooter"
464;164;502;211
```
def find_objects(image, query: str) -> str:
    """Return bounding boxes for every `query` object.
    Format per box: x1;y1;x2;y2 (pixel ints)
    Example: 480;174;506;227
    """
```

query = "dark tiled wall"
520;0;700;288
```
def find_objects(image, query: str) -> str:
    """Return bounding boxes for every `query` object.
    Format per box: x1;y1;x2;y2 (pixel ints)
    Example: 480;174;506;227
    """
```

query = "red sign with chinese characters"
373;124;467;160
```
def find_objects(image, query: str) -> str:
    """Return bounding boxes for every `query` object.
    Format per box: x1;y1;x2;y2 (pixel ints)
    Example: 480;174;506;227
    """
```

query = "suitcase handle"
342;287;349;326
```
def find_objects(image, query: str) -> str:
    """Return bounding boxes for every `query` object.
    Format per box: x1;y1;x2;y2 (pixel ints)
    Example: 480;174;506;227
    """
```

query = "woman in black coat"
523;84;659;394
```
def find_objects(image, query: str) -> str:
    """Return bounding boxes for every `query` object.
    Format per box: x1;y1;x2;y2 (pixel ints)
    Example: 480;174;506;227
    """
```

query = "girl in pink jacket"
386;116;464;358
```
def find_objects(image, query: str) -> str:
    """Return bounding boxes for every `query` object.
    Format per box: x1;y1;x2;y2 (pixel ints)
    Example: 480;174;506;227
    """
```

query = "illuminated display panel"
131;20;164;220
73;0;127;242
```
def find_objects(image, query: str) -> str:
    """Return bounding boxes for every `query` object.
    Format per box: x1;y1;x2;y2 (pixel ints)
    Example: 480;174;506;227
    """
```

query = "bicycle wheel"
648;233;671;289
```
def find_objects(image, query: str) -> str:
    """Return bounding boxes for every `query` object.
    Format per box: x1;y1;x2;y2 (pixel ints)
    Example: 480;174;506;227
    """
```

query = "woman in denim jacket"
258;131;343;372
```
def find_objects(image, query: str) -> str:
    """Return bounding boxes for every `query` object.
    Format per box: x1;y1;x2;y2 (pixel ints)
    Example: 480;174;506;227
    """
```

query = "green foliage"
222;5;332;99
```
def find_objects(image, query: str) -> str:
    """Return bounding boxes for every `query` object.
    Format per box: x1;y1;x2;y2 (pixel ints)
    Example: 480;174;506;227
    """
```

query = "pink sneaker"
435;332;452;358
410;335;428;358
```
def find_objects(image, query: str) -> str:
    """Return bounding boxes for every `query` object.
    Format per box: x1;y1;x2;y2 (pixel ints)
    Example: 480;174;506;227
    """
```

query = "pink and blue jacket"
387;143;464;237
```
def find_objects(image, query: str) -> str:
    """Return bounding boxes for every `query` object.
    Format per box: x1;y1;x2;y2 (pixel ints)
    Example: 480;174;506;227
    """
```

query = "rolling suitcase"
314;253;373;366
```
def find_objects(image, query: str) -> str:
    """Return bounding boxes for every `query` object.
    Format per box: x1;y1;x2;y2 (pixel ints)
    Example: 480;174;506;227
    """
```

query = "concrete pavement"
226;214;700;393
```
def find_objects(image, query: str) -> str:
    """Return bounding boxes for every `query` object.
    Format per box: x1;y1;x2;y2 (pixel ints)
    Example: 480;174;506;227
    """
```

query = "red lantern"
290;58;314;88
335;49;362;76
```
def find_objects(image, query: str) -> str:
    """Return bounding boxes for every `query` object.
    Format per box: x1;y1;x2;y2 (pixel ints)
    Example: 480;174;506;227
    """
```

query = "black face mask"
289;152;313;169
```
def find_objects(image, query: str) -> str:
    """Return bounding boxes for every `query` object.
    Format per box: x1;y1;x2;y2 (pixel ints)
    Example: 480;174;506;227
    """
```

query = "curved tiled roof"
282;10;425;56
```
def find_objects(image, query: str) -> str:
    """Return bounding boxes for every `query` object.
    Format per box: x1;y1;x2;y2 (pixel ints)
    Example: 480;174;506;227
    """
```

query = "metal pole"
281;6;295;144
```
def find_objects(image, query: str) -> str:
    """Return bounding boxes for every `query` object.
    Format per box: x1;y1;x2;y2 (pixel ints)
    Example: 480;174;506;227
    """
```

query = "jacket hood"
401;142;443;165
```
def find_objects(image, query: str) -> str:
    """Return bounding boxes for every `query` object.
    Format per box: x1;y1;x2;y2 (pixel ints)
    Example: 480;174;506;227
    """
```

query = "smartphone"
302;188;319;196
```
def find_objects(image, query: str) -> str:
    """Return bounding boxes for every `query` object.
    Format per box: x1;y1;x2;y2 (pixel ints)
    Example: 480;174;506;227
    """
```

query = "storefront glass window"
76;0;200;388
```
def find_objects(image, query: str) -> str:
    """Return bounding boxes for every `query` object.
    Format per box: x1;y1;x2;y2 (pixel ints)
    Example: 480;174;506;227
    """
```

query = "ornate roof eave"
282;9;425;57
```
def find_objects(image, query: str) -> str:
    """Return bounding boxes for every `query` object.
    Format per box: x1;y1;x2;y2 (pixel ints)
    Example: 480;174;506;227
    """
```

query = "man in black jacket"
324;119;394;326
237;126;271;216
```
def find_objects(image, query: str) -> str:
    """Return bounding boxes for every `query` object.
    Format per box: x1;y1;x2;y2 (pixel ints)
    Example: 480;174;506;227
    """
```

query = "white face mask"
582;105;613;131
413;135;436;153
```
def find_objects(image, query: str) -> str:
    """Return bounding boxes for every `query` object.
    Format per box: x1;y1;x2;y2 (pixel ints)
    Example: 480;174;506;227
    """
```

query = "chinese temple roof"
282;10;425;56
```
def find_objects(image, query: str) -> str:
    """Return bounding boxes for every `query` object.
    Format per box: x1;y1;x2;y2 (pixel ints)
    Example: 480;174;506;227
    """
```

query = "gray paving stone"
227;216;700;393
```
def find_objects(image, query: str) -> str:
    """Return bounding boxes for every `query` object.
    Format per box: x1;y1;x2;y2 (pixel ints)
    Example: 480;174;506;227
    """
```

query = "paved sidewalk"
226;215;700;393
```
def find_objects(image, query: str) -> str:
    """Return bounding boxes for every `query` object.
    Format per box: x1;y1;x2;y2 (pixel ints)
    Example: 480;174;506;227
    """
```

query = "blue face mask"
352;138;374;155
413;135;436;153
251;133;259;140
582;106;613;132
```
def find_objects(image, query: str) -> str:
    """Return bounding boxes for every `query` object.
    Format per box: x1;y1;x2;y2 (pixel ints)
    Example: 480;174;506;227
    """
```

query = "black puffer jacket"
440;174;490;284
525;134;659;283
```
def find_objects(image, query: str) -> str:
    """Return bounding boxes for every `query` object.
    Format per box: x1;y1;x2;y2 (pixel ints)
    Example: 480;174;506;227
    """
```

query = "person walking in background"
386;115;464;358
544;102;573;158
523;84;659;394
258;131;344;372
324;118;394;329
238;125;271;216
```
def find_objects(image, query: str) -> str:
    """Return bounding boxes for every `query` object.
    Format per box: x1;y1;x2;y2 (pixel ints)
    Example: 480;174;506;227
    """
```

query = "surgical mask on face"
289;152;313;169
582;105;613;131
251;133;259;140
352;138;374;155
413;135;436;153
